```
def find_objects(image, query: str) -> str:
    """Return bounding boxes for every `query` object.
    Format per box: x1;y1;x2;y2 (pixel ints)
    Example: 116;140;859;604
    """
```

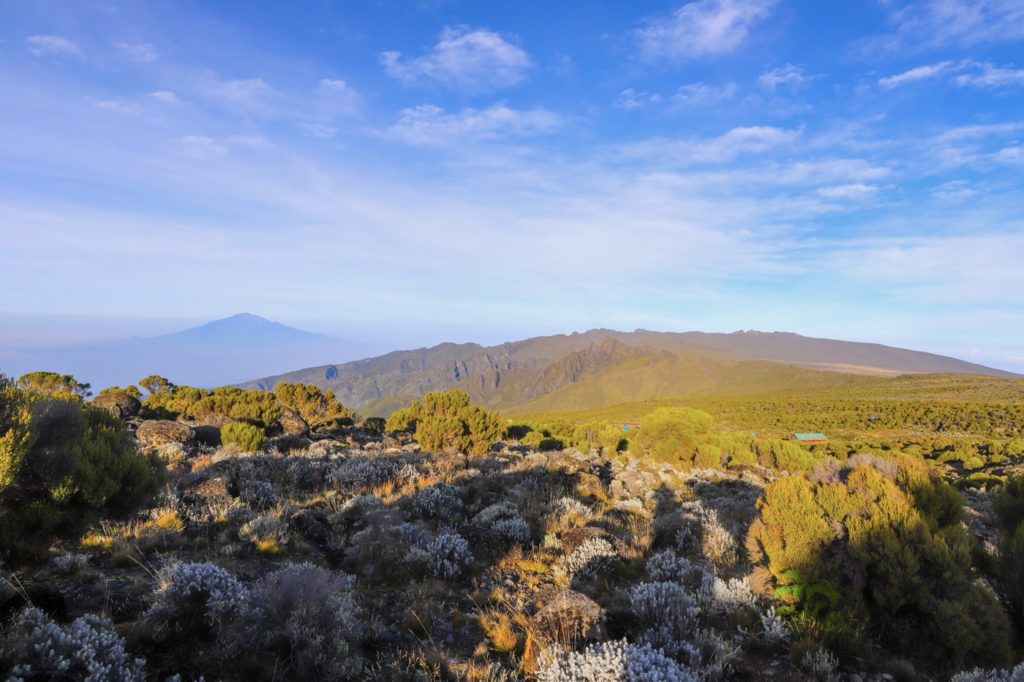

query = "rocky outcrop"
136;420;194;450
92;392;141;419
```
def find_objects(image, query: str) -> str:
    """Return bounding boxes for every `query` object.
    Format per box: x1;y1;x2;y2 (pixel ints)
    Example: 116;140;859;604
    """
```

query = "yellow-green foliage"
17;371;91;400
221;421;266;452
0;392;163;558
99;384;142;400
386;389;503;455
750;456;1010;670
0;375;35;488
143;385;282;427
273;382;357;426
752;439;819;472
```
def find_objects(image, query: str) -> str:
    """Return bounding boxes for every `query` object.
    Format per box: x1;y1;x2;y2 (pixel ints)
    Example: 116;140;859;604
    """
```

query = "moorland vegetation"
1;370;1024;680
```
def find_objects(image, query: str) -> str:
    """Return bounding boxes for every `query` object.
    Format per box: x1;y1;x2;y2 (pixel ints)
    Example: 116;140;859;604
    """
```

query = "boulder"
178;476;233;525
136;420;194;450
277;409;309;437
92;392;141;419
533;589;606;643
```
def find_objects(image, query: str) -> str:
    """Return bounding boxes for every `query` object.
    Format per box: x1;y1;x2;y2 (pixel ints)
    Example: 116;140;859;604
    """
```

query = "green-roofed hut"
793;432;827;443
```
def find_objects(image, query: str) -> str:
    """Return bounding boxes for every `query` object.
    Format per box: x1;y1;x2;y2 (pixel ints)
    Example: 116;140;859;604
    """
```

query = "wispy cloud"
615;88;662;110
955;62;1024;87
816;183;880;200
381;26;532;90
873;0;1024;51
115;42;158;63
637;0;777;61
671;82;738;106
878;61;954;88
149;90;180;104
313;78;362;115
622;125;799;164
207;77;274;103
759;64;807;89
25;34;81;57
387;103;561;145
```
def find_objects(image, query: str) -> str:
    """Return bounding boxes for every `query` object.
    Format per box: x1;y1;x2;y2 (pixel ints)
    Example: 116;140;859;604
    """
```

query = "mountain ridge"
240;327;1014;416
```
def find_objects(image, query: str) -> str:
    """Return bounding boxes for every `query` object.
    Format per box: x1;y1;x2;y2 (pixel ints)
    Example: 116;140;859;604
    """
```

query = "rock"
575;472;607;502
92;392;141;419
192;424;222;447
289;509;332;546
533;590;606;643
277;409;309;437
178;476;233;524
136;420;194;449
524;453;548;469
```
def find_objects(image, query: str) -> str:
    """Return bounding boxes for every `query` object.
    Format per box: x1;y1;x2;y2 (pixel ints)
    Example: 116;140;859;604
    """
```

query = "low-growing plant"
221;421;266;452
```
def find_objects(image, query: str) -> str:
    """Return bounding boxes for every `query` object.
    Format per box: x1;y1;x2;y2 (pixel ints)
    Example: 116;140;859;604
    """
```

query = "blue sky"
0;0;1022;371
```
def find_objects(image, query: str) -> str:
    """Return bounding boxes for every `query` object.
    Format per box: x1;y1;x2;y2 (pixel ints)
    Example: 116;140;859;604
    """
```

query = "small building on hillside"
792;432;828;443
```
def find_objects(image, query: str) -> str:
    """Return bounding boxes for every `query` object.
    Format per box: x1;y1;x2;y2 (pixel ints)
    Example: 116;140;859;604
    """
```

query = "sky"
0;0;1022;372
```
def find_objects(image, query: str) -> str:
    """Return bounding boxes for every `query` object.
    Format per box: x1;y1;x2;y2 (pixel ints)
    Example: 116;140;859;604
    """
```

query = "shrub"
1;607;146;682
146;562;249;640
561;537;618;585
221;421;266;452
636;407;715;465
273;382;357;427
242;563;364;678
629;581;700;660
385;389;504;455
748;456;1012;670
491;516;531;547
410;482;463;520
0;374;34;487
415;528;474;578
537;639;698;682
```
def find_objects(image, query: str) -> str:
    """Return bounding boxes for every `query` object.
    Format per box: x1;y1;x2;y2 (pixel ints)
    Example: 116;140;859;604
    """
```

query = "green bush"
0;374;35;488
748;456;1011;671
17;371;91;400
635;407;716;466
385;389;503;455
273;382;357;427
0;393;163;558
221;422;267;452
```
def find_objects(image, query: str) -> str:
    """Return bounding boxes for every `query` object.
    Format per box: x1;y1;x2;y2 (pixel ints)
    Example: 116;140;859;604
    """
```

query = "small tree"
17;371;91;400
138;375;175;397
386;389;503;455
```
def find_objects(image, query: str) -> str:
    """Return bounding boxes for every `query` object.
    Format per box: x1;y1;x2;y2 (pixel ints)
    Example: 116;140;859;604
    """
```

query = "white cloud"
615;88;662;110
149;90;180;104
177;134;267;158
637;0;777;61
207;78;274;104
877;0;1024;50
25;34;81;57
388;103;560;145
931;179;977;201
116;42;157;63
622;125;799;164
816;183;880;200
955;62;1024;87
381;26;532;90
878;61;954;88
759;64;807;89
671;81;738;106
314;78;361;115
297;122;338;139
94;99;143;115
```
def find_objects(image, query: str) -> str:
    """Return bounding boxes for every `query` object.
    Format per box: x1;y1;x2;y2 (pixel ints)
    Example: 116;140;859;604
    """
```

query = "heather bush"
221;421;266;453
242;563;364;678
17;371;91;400
560;536;618;582
490;515;531;547
952;664;1024;682
629;581;701;660
410;482;463;520
538;639;698;682
146;562;249;640
415;528;474;578
1;607;146;682
385;389;504;455
636;407;715;466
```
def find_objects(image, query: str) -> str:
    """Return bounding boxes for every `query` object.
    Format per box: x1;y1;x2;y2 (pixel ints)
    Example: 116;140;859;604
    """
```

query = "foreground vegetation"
2;371;1024;680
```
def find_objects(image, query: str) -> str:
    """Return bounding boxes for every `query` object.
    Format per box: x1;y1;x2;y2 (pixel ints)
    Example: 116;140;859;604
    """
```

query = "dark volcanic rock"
92;392;141;419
